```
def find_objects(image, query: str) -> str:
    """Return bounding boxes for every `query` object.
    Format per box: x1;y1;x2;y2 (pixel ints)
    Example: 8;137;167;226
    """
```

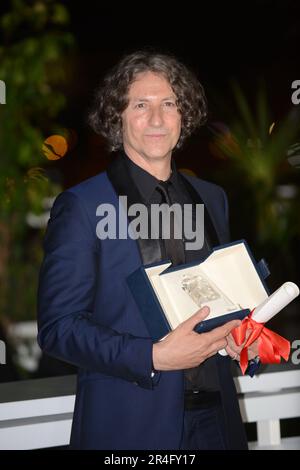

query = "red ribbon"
231;310;291;375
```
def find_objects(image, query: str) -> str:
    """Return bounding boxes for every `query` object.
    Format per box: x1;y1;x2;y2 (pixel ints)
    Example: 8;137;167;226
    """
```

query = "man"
37;51;258;450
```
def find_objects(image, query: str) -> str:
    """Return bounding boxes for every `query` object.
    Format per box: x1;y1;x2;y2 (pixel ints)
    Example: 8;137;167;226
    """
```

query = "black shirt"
124;153;220;392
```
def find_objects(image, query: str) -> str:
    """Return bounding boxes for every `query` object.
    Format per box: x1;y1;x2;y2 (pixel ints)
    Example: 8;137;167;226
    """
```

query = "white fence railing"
235;369;300;449
0;370;299;450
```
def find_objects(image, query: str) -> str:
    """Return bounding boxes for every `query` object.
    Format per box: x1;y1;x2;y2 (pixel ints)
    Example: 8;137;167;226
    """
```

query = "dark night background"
56;0;300;290
51;1;300;190
0;1;299;357
0;0;299;364
0;0;300;444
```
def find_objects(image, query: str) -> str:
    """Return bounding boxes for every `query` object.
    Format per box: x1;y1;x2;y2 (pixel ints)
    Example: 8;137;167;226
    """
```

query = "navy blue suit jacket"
37;155;248;449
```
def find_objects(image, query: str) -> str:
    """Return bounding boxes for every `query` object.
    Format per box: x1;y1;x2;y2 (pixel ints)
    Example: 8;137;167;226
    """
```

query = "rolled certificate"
250;282;299;323
218;281;299;356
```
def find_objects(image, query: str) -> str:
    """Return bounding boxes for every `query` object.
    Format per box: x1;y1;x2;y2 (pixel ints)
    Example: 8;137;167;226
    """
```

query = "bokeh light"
42;135;68;160
42;129;78;160
269;122;275;134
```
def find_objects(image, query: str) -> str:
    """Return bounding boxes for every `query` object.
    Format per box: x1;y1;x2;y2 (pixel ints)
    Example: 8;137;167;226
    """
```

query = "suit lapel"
177;172;221;249
106;153;163;265
106;153;223;265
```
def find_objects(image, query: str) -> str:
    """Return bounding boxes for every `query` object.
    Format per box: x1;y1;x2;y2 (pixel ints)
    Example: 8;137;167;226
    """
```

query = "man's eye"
164;101;176;107
135;103;146;109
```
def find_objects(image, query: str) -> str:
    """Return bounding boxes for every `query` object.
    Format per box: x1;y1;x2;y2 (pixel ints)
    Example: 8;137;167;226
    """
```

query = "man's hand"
225;330;259;361
152;306;242;371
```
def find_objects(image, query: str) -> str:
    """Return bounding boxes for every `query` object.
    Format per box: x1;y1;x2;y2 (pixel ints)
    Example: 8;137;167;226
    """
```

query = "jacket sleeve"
37;190;159;389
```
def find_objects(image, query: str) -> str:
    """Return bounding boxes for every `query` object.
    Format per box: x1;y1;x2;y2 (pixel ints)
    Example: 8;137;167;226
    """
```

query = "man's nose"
148;107;164;126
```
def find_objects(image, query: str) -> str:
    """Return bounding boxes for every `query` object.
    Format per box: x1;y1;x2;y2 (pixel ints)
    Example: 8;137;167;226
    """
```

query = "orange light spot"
42;135;68;160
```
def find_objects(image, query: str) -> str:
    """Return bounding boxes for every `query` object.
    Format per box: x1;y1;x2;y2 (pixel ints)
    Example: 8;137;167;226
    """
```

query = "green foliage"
211;83;300;255
0;0;74;321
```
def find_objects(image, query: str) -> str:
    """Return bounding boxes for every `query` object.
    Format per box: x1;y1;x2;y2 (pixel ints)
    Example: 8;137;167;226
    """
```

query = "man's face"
121;71;181;163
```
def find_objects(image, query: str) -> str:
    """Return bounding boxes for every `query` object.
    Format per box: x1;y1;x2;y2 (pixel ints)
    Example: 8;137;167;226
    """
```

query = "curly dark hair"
88;51;208;152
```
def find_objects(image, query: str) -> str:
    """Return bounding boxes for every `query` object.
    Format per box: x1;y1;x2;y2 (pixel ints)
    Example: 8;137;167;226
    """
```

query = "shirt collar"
123;152;180;203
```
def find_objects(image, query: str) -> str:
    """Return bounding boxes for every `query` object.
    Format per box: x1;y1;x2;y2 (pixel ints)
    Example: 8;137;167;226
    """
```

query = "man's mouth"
145;134;167;138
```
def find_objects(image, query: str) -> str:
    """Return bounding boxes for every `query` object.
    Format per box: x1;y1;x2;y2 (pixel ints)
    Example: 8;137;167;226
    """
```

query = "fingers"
172;309;245;367
225;344;240;360
205;319;241;343
180;306;210;331
247;338;259;359
206;337;228;357
227;333;243;354
222;320;242;336
248;350;257;360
